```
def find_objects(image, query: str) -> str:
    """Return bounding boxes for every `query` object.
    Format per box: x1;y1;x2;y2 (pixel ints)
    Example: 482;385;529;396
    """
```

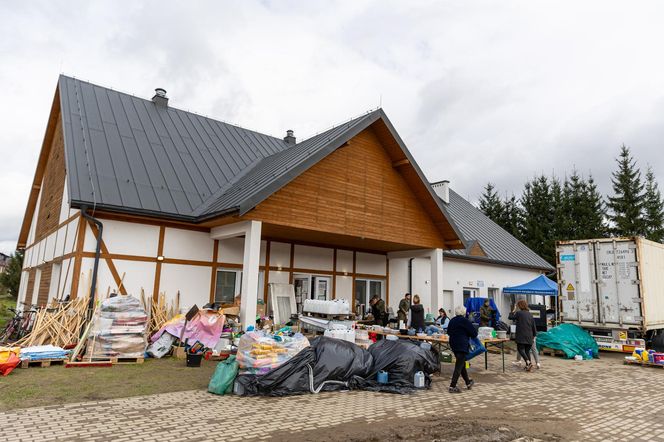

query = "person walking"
509;300;538;371
513;335;541;369
447;305;477;393
398;293;411;326
410;295;425;332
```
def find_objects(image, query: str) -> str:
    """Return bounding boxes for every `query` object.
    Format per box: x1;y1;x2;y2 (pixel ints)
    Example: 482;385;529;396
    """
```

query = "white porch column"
430;248;443;313
240;221;261;330
210;220;262;331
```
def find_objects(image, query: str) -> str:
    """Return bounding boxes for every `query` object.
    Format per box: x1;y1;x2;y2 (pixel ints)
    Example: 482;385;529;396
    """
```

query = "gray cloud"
1;0;664;254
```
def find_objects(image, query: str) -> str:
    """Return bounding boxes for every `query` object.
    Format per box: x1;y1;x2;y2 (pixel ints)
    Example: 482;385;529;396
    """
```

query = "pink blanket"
151;311;225;349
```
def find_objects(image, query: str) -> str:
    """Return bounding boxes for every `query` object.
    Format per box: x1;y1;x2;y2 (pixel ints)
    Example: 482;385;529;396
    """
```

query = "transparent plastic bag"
86;295;148;359
236;331;309;375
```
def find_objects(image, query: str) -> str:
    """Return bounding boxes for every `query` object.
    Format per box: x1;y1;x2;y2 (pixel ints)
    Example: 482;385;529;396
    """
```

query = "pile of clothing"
86;295;148;359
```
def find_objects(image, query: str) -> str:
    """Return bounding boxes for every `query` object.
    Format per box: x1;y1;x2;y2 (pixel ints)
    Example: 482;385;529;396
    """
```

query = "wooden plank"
153;226;165;301
86;219;127;296
69;214;86;299
209;239;219;303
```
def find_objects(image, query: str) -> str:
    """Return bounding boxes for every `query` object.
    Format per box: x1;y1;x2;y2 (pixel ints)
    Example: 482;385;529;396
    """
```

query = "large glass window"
463;287;478;304
355;279;385;312
215;270;237;305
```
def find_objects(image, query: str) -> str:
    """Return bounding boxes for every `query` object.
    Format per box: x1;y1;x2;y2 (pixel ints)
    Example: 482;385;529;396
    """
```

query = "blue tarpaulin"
503;274;558;297
464;297;501;325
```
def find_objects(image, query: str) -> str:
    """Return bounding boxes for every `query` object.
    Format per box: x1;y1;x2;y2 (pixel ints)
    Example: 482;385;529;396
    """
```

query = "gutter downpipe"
408;258;414;294
80;206;103;325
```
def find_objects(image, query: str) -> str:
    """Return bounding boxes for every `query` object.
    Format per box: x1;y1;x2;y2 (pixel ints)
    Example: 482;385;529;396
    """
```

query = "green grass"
0;294;16;330
0;356;218;411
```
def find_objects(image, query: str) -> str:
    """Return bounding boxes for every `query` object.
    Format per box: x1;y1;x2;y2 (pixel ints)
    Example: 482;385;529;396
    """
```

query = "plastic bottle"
414;371;425;388
377;370;388;384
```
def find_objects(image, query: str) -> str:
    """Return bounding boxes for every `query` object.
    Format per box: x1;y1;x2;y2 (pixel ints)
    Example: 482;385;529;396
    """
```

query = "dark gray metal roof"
442;188;554;271
59;75;290;219
196;110;381;219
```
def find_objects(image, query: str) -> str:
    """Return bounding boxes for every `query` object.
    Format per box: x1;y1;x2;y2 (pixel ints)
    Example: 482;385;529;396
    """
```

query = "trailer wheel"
651;330;664;352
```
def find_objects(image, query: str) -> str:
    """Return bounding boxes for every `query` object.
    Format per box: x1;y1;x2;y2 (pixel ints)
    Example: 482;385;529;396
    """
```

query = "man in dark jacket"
370;296;387;326
447;305;477;393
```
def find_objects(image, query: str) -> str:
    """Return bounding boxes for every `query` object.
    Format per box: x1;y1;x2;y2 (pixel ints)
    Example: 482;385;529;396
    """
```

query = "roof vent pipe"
284;129;296;145
152;88;168;106
432;180;450;204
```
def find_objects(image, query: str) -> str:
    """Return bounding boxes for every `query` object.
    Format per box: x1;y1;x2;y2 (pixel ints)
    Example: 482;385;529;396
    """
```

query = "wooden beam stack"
15;297;89;348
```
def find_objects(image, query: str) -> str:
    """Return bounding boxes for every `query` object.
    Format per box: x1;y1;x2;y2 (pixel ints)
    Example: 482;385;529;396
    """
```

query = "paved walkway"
1;353;663;441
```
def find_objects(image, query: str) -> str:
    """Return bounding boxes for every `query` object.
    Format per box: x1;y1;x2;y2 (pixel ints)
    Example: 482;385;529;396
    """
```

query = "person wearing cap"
398;293;411;325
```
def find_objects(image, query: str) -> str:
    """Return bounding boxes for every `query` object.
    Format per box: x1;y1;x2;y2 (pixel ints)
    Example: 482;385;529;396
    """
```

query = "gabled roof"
58;75;290;220
440;188;554;271
18;76;465;249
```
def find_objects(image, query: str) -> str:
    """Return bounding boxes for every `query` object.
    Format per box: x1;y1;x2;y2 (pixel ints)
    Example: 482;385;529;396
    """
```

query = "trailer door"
558;242;597;323
594;240;641;326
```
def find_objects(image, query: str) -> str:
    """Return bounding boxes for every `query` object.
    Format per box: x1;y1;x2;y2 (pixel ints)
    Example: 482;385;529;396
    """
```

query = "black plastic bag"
236;347;316;397
354;339;439;394
310;336;374;391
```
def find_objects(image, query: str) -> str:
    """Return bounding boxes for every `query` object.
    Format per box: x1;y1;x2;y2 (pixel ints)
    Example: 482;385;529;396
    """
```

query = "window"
215;270;238;305
355;279;385;309
488;288;499;300
463;288;477;304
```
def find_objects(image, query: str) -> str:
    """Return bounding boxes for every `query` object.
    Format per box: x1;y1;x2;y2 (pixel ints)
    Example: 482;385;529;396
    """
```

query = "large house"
16;75;552;327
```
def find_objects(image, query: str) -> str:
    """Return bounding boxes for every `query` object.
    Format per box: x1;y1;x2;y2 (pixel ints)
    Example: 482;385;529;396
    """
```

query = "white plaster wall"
160;264;212;309
64;217;79;255
91;219;159;256
47;262;61;302
336;250;353;274
79;258;113;299
389;256;546;318
26;186;42;247
163;227;213;261
356;252;386;276
218;237;244;264
268;270;290;285
54;225;67;258
16;271;29;310
335;275;353;301
293;245;333;271
23;248;31;270
43;231;56;262
58;177;74;223
269;242;291;268
58;258;74;299
443;258;544;318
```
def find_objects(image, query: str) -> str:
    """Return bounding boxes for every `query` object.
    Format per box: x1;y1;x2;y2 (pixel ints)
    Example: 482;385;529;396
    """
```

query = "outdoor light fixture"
157;255;164;261
277;265;282;271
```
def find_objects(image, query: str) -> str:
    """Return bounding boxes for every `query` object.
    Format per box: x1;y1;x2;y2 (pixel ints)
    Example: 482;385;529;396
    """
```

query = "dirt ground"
275;412;561;442
0;356;217;411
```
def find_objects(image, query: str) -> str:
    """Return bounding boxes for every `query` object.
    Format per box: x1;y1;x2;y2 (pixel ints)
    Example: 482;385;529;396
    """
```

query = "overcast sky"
1;1;664;255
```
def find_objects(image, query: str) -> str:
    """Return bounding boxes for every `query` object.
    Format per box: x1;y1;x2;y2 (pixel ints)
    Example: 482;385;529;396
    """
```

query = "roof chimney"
432;180;450;204
152;88;168;106
284;129;296;145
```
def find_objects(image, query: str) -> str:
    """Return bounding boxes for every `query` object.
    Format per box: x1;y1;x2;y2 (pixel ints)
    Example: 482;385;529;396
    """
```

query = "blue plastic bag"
467;337;486;361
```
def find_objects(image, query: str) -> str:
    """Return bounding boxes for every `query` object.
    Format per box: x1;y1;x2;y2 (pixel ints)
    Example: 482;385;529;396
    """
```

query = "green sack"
208;355;238;395
535;324;599;360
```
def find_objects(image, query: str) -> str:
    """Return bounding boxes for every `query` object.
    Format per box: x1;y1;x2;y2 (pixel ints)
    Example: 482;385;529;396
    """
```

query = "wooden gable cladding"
244;127;445;249
467;240;488;257
35;118;66;240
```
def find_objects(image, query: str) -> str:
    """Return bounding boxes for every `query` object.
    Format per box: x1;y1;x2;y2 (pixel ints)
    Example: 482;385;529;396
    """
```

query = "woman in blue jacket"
447;305;478;393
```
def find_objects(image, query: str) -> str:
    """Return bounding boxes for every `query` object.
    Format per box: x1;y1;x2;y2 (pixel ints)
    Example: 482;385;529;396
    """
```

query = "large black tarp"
234;336;438;396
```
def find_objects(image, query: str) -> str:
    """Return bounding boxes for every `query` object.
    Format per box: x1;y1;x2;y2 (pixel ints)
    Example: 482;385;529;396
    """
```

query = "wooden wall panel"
246;128;445;249
25;270;36;306
35;119;66;240
36;263;53;307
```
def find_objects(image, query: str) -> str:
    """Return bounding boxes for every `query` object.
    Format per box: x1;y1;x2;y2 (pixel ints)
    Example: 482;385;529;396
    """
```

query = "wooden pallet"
624;359;664;369
540;347;566;357
70;356;145;365
20;359;66;369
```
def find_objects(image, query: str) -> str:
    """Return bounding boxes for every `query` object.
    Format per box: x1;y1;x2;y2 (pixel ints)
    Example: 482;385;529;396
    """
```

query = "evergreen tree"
643;166;664;242
499;194;523;239
521;175;555;264
582;174;607;238
478;183;504;222
0;251;23;297
551;176;570;241
607;145;646;236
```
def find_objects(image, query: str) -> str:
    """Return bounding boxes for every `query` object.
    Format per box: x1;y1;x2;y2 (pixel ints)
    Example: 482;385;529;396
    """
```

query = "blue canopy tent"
503;274;559;324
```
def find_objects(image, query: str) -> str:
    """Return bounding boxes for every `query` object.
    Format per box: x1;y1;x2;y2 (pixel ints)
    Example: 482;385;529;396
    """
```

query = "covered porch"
210;220;445;329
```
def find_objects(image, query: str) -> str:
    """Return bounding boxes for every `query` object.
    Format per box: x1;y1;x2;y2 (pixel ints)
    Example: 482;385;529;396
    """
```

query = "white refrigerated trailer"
556;237;664;352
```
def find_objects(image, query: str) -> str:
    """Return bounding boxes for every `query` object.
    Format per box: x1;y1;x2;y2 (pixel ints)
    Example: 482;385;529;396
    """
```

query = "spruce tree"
500;194;523;240
478;183;504;222
582;174;607;238
521;175;555;264
643;166;664;242
607;145;646;236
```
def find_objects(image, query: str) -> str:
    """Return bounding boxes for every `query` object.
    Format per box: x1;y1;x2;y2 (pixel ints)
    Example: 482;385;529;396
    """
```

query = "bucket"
377;370;388;384
186;352;203;367
496;330;507;339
